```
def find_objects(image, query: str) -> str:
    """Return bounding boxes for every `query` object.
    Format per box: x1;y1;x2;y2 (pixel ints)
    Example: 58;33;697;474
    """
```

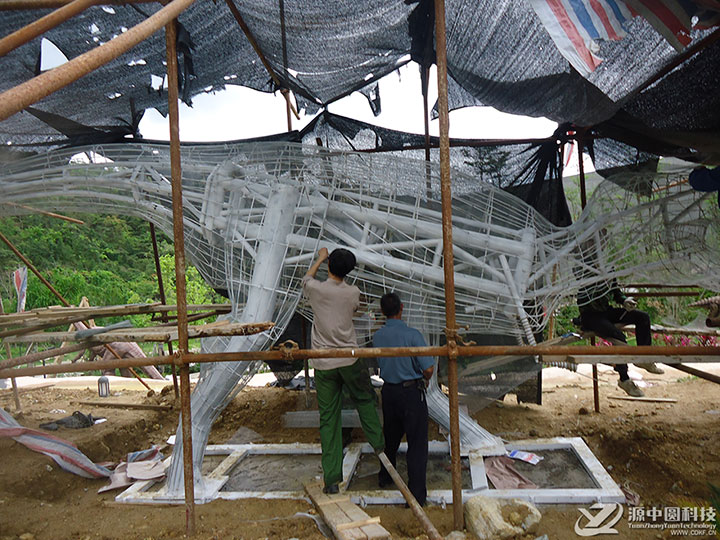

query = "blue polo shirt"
372;319;435;384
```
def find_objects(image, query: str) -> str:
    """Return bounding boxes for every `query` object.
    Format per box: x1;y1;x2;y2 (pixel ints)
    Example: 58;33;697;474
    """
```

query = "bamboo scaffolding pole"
164;18;195;536
629;291;700;297
0;0;98;57
0;303;230;326
0;341;94;370
0;231;152;388
359;137;552;153
1;202;85;225
576;131;601;412
0;0;197;122
0;231;70;306
150;222;179;398
0;296;22;411
377;451;442;540
624;284;700;289
433;0;463;528
2;344;717;381
5;321;274;343
0;0;156;9
622;28;720;107
224;0;300;120
672;364;720;385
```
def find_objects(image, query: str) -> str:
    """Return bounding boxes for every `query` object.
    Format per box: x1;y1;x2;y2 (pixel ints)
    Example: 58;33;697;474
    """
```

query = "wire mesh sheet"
2;141;719;488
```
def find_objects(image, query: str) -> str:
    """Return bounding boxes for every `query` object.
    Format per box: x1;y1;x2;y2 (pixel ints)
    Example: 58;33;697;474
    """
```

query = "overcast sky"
138;63;558;142
37;39;591;174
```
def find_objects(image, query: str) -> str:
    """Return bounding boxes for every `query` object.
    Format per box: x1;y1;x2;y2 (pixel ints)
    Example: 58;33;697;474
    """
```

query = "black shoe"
378;477;393;488
323;484;339;495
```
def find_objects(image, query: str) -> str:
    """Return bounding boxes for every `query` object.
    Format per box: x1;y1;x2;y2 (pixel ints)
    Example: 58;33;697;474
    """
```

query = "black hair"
380;292;402;317
328;248;356;278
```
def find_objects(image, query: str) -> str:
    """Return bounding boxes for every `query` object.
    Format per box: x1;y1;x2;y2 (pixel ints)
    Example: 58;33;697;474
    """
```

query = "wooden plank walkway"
304;481;390;540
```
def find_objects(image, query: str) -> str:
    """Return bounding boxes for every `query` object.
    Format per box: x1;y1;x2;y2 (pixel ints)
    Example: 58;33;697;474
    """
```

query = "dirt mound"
0;369;718;539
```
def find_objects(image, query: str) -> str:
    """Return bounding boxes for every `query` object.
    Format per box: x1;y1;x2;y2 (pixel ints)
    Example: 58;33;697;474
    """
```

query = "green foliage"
709;483;720;535
0;213;223;329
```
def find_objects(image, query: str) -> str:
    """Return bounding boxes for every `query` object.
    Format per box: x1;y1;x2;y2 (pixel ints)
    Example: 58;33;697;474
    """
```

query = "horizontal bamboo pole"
0;303;231;327
0;0;98;57
4;321;274;344
624;284;700;289
672;364;720;385
73;400;173;411
0;0;196;122
1;202;85;225
1;344;717;379
630;292;700;298
0;341;96;369
0;0;157;8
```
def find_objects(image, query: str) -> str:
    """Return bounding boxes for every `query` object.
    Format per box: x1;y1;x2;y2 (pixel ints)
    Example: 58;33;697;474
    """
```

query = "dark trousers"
378;381;428;505
581;308;651;380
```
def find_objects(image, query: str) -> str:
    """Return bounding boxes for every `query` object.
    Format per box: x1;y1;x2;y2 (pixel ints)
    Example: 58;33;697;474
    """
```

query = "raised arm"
305;247;329;279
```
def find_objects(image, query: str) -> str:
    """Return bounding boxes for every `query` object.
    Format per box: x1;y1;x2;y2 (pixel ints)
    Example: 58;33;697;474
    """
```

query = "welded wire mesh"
2;141;718;490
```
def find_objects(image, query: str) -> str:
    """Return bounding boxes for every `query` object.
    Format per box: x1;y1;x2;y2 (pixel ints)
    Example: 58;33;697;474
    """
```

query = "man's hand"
306;247;330;278
623;297;637;311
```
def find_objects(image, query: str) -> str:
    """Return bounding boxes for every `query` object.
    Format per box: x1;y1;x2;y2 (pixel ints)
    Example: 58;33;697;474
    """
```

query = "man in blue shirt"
373;292;435;506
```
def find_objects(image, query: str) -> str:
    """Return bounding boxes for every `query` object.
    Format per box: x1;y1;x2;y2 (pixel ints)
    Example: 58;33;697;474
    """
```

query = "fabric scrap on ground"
39;411;102;431
0;407;111;478
484;455;537;489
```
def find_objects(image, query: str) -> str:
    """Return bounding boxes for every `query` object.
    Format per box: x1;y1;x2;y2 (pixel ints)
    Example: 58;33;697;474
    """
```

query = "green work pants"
315;359;384;487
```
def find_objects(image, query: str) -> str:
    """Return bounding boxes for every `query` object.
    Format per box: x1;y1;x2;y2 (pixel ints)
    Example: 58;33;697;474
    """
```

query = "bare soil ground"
0;363;718;540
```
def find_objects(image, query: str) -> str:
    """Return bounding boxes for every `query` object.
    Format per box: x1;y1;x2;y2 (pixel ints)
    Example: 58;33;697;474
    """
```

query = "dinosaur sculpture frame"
2;141;718;497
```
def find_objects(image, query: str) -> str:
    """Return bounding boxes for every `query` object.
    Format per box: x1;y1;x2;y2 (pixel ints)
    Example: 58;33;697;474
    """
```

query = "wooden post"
150;223;179;398
224;0;299;119
165;18;195;536
433;0;463;529
577;133;600;413
422;66;432;199
0;295;22;411
377;451;442;540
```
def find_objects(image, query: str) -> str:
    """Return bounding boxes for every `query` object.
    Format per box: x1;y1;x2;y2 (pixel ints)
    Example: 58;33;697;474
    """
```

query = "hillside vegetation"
0;213;225;359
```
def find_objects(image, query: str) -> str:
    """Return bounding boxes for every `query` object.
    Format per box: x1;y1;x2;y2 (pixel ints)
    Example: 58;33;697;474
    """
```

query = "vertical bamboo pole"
433;0;463;529
150;223;179;398
578;133;587;210
422;66;433;200
577;132;600;413
164;19;195;536
0;296;22;411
